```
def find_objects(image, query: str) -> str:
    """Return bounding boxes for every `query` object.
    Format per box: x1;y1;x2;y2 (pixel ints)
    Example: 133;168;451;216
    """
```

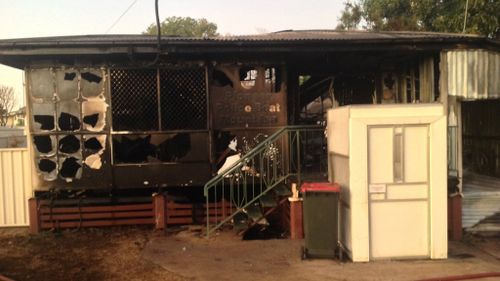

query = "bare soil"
0;226;187;281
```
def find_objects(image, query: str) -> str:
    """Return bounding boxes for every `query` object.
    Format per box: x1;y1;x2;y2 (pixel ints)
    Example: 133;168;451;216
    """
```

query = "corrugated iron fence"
0;148;32;227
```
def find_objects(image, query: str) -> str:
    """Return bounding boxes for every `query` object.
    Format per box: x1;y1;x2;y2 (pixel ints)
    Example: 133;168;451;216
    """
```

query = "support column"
153;193;166;230
28;198;40;234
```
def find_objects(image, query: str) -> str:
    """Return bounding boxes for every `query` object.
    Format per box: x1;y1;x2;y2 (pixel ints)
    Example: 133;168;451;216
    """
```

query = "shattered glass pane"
83;135;106;170
59;156;82;181
57;101;80;131
55;68;79;101
58;134;81;154
81;68;105;98
37;157;58;181
83;134;106;153
112;135;157;163
29;68;54;100
82;97;108;131
33;135;57;156
31;103;56;132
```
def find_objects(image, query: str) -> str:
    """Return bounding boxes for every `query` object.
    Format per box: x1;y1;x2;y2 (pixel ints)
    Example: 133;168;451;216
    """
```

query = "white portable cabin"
327;104;447;262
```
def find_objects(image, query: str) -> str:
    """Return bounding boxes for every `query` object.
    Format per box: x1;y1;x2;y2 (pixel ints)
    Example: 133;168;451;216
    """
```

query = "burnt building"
0;30;498;235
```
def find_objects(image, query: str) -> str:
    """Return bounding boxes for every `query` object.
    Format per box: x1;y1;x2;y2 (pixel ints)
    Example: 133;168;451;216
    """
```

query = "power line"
105;0;139;34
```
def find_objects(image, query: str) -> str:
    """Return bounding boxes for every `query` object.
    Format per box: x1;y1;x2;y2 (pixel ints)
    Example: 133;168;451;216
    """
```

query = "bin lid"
300;182;340;193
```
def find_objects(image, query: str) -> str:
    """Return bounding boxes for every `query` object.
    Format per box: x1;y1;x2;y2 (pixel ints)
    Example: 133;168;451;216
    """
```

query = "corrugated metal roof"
447;50;500;100
0;30;490;46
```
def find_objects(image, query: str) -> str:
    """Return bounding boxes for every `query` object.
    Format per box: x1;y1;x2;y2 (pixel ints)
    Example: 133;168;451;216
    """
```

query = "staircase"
203;125;326;237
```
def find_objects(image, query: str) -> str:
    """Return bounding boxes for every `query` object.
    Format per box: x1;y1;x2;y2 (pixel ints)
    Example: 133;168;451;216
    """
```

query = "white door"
368;125;429;259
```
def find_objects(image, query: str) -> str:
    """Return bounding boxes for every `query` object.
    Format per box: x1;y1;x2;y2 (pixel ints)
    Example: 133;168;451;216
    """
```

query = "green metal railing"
204;125;326;237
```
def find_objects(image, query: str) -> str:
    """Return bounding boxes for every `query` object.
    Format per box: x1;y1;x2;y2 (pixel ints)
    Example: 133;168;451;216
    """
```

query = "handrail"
203;125;321;193
204;125;325;237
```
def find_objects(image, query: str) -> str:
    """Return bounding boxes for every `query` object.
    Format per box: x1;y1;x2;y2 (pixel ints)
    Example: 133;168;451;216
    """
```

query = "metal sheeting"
447;50;500;100
462;171;500;231
0;148;33;227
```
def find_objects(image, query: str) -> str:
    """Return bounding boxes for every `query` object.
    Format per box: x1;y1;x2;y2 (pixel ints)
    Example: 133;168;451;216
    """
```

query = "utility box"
301;182;340;259
327;104;447;262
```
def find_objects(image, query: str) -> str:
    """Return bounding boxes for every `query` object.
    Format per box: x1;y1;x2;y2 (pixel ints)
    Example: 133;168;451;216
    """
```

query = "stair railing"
204;125;326;237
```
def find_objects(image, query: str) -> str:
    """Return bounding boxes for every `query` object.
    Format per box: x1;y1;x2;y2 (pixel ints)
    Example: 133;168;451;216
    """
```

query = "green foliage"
143;16;218;37
337;0;499;38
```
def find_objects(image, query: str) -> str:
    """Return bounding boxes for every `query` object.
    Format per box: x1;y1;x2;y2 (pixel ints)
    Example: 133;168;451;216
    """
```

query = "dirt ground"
0;226;499;281
0;226;187;281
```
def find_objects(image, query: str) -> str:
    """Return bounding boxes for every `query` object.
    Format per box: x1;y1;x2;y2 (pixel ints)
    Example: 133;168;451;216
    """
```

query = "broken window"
84;135;105;152
57;102;80;131
33;135;56;155
82;97;108;131
29;68;54;100
113;135;156;163
58;135;81;154
37;157;58;181
59;156;82;181
28;67;111;186
55;68;78;101
264;67;281;92
240;67;258;89
32;103;56;132
112;133;208;164
81;68;105;98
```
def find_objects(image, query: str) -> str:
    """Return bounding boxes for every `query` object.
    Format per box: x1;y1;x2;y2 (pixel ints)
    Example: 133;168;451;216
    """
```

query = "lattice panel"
110;69;158;131
160;68;207;130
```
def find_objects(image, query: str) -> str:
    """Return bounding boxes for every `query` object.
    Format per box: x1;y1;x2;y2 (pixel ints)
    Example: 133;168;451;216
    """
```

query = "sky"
0;0;344;109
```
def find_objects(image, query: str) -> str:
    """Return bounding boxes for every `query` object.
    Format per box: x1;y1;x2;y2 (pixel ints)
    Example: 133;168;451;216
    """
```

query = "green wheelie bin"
300;182;340;259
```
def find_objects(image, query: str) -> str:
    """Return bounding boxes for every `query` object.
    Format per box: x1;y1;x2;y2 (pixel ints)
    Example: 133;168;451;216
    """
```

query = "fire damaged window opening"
64;72;77;81
38;158;56;173
112;133;194;164
58;112;80;131
110;67;206;163
59;156;82;179
59;135;81;154
34;115;55;131
238;66;281;92
81;71;103;84
240;67;257;89
33;135;55;154
84;137;104;152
